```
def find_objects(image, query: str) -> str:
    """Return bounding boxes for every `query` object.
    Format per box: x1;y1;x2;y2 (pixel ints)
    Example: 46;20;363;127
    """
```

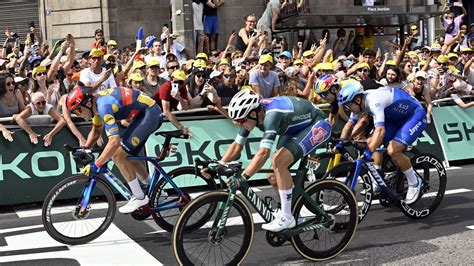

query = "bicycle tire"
322;161;373;222
151;166;218;232
291;179;358;261
172;191;254;265
399;153;447;219
42;175;116;245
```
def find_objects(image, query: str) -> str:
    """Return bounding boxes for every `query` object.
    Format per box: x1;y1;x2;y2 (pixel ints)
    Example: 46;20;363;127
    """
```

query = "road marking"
467;225;474;230
0;222;161;265
361;188;472;206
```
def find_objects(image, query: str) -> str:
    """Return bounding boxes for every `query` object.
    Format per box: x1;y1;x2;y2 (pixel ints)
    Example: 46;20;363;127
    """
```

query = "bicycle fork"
210;179;237;242
78;177;98;216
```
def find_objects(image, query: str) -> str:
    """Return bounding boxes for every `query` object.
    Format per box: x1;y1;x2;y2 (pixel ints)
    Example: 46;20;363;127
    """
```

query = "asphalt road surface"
1;165;474;265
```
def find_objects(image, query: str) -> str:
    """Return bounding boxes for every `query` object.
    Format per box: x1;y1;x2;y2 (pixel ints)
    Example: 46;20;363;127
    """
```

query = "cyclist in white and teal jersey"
216;89;332;232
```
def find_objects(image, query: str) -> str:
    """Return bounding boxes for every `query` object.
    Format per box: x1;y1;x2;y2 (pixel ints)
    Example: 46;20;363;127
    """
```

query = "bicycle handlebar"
194;158;243;177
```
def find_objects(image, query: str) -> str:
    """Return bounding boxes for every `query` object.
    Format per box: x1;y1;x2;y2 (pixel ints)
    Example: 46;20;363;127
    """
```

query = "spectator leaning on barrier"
79;48;117;91
405;70;433;123
14;92;65;146
154;70;190;134
249;54;281;98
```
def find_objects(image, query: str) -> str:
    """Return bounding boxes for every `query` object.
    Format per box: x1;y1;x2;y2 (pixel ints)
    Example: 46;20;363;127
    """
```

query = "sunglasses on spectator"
173;80;184;85
36;72;46;77
358;68;369;73
168;65;179;70
35;100;46;106
195;73;205;79
439;63;448;66
224;73;236;78
91;56;102;61
6;81;15;86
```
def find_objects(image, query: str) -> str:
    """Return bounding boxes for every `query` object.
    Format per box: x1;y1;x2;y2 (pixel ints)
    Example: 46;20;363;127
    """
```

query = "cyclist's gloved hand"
362;149;373;162
83;162;106;176
335;140;345;152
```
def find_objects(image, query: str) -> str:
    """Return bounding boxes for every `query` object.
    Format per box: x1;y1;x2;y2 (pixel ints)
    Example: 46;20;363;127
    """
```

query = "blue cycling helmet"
337;80;364;105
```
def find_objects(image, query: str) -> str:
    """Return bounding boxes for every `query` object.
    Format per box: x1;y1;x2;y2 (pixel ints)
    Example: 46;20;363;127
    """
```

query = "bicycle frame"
211;158;334;241
78;156;189;213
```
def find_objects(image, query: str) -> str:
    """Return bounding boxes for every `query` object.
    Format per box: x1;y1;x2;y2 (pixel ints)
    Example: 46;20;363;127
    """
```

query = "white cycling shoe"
404;178;422;205
262;213;296;232
119;195;149;214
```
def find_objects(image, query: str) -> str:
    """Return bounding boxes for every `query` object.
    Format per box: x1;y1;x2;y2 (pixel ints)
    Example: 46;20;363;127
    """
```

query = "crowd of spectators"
0;1;473;146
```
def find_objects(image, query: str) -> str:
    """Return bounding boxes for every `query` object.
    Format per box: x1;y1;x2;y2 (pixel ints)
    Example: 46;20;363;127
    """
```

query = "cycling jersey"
349;87;426;146
92;87;163;155
235;96;331;158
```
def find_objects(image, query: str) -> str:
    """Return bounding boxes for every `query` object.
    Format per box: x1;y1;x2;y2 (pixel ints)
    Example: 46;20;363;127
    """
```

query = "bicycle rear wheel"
400;153;447;219
291;179;358;261
151;166;218;232
42;175;116;245
172;191;254;265
322;161;373;222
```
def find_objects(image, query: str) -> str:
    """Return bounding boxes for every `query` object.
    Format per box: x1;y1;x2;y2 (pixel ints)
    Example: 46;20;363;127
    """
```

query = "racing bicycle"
42;130;217;245
171;157;359;264
322;140;446;221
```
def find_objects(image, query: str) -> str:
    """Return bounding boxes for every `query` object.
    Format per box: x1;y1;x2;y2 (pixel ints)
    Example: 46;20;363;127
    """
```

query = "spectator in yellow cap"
154;70;190;134
80;48;117;91
144;58;164;97
128;72;145;92
249;54;280;98
407;51;419;66
354;62;370;81
218;58;230;72
107;40;118;53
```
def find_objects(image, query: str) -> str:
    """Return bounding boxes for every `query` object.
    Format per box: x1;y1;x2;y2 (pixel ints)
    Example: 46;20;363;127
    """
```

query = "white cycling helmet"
228;89;260;120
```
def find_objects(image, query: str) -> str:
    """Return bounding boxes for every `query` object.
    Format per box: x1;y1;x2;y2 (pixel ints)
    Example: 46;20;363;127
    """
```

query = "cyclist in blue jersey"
337;80;426;204
66;85;163;213
210;89;332;232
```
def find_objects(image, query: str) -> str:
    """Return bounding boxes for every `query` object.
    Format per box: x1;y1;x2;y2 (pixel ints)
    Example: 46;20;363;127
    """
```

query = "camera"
104;60;116;70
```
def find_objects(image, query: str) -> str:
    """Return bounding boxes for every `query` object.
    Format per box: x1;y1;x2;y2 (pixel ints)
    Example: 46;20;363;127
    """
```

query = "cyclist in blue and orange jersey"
337;80;426;204
66;85;163;213
209;89;332;232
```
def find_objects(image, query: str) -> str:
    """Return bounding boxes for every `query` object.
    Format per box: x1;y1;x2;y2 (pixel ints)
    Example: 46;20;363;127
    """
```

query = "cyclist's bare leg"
388;140;418;186
112;148;145;198
272;148;295;219
129;160;150;184
267;172;279;199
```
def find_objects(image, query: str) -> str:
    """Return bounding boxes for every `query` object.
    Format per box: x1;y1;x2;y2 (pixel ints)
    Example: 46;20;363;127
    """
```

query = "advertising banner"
432;106;474;161
0;111;448;205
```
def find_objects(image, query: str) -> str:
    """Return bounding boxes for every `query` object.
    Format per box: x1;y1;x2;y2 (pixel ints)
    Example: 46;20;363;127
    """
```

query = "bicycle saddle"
155;130;189;139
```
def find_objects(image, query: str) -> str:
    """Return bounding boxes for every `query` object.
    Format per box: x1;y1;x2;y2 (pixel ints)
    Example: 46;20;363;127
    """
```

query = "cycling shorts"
383;107;426;148
277;119;332;159
121;104;163;155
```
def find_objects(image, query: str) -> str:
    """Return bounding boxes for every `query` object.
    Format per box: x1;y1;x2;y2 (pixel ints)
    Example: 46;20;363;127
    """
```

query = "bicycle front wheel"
172;191;254;266
291;179;358;261
400;153;447;219
322;161;373;222
151;166;218;232
41;175;116;245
